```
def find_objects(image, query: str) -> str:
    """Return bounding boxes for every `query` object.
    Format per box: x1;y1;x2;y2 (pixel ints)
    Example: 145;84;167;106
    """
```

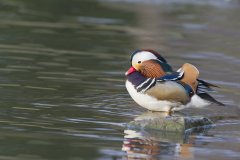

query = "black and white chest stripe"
128;71;184;93
136;78;156;93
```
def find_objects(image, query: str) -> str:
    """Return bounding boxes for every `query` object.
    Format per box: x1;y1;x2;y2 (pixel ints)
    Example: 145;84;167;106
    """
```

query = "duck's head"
125;49;172;78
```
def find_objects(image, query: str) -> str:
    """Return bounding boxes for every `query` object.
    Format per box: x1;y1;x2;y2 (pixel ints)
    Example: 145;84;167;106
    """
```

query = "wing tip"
197;79;220;88
197;93;225;106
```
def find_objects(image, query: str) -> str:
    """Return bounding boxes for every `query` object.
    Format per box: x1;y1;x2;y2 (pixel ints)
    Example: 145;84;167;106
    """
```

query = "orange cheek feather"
140;61;165;78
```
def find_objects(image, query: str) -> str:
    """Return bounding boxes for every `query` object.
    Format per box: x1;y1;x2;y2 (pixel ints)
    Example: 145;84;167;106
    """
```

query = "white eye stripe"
132;51;158;65
156;59;164;63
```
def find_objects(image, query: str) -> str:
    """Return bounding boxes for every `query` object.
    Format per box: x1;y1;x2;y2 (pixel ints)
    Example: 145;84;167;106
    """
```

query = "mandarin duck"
125;49;223;112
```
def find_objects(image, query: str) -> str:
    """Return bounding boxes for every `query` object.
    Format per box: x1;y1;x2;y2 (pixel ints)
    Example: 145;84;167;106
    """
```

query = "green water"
0;0;239;159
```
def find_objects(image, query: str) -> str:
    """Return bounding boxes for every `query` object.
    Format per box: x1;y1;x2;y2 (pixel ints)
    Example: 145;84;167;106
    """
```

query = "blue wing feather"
157;71;184;82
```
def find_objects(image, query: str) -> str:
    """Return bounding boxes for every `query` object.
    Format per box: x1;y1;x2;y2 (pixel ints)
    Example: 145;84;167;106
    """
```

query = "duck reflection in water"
122;111;212;159
123;132;193;159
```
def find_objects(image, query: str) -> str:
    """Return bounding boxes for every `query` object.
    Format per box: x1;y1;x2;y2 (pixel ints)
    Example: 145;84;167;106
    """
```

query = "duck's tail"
196;79;225;106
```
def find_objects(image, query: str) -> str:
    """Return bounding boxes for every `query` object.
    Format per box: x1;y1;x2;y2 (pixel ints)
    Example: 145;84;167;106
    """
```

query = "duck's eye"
138;61;141;64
